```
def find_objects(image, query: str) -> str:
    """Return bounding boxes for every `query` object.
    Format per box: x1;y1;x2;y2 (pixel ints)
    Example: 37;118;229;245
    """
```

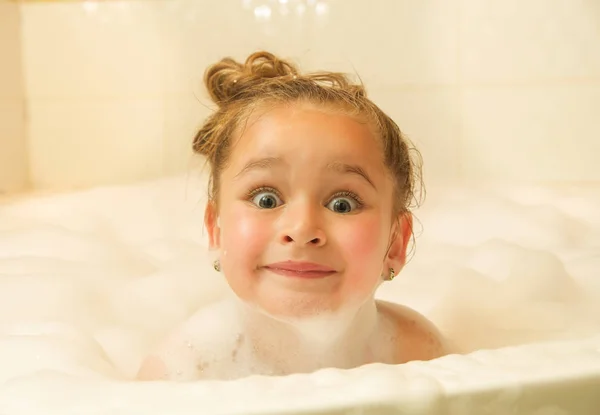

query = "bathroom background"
1;4;600;412
1;0;599;195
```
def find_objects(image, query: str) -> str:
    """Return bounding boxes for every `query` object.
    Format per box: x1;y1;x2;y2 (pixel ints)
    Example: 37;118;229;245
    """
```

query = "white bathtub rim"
1;334;599;415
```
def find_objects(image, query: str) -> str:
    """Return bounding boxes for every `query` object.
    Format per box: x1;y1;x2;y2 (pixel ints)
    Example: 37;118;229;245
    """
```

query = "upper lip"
264;261;336;272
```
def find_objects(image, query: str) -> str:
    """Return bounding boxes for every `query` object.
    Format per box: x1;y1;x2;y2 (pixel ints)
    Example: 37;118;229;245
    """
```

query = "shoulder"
136;300;239;381
376;300;450;363
137;355;170;381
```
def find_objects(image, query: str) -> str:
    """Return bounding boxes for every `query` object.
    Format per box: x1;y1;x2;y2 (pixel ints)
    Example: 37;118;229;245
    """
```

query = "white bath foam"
0;335;599;414
0;176;599;413
0;173;210;247
419;184;598;251
0;322;119;383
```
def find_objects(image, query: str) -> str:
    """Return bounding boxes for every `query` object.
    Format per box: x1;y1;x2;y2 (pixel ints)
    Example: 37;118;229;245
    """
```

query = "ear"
385;212;413;273
204;201;221;250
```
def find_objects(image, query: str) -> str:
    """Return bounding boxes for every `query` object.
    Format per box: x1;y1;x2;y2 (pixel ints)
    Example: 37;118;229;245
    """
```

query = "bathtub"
1;174;599;414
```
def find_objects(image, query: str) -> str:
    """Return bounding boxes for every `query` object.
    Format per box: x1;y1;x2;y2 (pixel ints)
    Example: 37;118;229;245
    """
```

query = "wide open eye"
251;190;283;209
326;195;359;214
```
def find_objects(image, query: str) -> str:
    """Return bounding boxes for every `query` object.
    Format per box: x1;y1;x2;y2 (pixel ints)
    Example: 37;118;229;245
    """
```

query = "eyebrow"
233;157;376;190
327;161;376;190
234;156;284;180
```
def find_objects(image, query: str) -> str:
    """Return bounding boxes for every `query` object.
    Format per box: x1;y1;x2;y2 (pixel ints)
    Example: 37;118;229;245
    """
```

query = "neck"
232;298;381;375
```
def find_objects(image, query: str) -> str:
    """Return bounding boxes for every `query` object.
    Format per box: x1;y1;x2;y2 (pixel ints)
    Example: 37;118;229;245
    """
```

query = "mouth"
263;261;337;279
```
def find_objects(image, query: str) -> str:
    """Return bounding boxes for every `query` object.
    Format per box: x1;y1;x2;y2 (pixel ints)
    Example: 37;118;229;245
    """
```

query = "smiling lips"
263;261;337;279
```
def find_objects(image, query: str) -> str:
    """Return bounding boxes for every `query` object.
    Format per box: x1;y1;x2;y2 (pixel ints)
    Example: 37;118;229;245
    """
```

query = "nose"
278;202;327;247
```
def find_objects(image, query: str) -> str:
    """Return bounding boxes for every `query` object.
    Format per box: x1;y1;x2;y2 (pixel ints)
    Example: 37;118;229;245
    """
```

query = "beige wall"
15;0;600;191
0;0;27;194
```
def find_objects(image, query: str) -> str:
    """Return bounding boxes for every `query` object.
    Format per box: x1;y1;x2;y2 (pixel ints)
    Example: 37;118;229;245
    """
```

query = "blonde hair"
193;51;423;215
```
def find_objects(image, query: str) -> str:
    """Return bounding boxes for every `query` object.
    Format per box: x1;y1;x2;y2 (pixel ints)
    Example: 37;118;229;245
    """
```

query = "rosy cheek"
336;215;385;260
221;206;271;259
330;216;383;298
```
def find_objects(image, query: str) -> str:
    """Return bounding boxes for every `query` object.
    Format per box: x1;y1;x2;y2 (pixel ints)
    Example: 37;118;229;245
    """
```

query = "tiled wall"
0;0;27;194
15;0;600;191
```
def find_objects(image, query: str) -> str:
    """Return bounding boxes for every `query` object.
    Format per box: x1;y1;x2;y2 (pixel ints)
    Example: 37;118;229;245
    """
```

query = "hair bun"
204;51;299;106
244;51;298;78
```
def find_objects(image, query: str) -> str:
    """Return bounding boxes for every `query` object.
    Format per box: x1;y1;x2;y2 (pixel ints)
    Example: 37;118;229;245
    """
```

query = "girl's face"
206;103;412;319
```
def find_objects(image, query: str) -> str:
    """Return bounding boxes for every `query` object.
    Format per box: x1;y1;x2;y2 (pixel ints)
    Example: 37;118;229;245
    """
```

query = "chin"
256;295;341;321
257;292;374;323
231;277;371;320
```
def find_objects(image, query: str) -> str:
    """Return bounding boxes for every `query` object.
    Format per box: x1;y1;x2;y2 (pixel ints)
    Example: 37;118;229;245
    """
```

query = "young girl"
137;51;448;381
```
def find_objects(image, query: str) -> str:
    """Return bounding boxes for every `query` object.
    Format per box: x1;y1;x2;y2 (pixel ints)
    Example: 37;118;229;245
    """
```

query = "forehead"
228;103;385;170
